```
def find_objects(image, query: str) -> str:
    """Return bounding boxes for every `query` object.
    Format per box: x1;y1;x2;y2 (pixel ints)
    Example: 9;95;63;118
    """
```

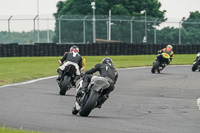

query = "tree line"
0;30;54;44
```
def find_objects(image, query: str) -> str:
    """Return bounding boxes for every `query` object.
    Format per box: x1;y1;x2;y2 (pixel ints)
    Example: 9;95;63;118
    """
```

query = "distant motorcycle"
151;52;170;73
72;76;111;117
192;52;200;72
57;64;76;95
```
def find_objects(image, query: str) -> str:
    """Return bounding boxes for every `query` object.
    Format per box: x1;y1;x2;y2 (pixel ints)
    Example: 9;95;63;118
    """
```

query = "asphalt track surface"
0;65;200;133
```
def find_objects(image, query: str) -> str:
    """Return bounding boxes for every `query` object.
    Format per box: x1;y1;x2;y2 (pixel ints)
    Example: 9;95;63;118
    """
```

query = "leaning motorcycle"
192;52;200;72
151;53;170;73
57;64;76;95
72;76;111;117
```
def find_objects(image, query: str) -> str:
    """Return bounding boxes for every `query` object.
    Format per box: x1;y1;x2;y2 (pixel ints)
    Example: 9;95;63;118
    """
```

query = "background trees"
0;30;54;44
53;0;166;43
156;11;200;44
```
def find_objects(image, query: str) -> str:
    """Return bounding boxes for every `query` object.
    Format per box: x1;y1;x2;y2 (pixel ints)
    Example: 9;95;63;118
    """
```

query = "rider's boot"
72;75;80;86
56;69;63;83
95;94;109;109
76;86;87;98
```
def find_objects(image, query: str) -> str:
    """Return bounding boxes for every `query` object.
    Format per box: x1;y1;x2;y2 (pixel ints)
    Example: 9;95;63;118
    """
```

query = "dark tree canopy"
54;0;166;18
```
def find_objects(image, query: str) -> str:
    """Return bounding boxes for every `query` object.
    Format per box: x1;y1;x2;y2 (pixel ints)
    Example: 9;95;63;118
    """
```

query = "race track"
0;65;200;133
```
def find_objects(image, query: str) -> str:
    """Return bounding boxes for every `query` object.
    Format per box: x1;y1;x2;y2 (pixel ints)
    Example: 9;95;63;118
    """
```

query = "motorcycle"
57;64;76;95
192;52;200;72
151;52;170;73
72;76;111;117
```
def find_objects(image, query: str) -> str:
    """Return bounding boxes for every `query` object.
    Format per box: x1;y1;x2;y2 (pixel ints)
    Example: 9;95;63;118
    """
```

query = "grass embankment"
0;54;195;86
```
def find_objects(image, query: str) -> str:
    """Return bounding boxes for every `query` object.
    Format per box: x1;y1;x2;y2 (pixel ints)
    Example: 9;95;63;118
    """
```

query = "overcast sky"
159;0;200;19
0;0;60;16
0;0;199;31
0;0;199;18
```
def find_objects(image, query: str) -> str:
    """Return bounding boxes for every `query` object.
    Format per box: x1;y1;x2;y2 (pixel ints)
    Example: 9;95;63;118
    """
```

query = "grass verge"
0;55;195;86
0;126;45;133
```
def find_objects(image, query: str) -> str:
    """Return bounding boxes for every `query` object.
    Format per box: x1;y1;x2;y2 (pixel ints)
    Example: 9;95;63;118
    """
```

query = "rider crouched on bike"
56;45;84;84
77;57;118;108
155;44;174;66
194;52;200;62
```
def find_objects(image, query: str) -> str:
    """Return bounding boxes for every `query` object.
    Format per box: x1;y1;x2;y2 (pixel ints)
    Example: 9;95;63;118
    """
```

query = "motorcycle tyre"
192;60;199;72
59;76;71;95
151;61;160;73
79;90;100;117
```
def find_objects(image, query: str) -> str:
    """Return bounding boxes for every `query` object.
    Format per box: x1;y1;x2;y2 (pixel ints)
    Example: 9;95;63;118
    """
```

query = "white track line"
0;65;192;88
0;76;57;88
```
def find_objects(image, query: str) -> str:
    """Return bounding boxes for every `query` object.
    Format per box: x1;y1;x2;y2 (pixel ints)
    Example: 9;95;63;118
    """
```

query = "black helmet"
70;45;79;53
102;57;113;66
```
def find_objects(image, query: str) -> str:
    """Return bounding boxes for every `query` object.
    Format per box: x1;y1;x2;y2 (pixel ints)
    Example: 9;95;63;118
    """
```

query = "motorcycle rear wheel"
79;90;100;117
59;75;71;95
192;61;199;72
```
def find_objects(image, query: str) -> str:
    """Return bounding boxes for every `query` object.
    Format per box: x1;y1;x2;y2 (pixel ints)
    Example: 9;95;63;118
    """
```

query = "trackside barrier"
0;43;200;57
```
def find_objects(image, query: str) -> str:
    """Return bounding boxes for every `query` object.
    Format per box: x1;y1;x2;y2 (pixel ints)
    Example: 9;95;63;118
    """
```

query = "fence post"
154;18;158;44
179;19;184;45
83;16;87;43
130;17;135;43
59;15;63;44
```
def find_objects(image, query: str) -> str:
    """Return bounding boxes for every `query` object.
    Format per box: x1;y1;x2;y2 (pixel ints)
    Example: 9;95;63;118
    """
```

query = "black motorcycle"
72;76;111;117
57;64;76;95
192;53;200;72
151;53;170;73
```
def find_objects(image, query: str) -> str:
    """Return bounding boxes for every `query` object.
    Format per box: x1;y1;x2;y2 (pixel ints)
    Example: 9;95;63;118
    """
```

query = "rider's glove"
158;51;161;54
58;60;63;66
80;73;85;77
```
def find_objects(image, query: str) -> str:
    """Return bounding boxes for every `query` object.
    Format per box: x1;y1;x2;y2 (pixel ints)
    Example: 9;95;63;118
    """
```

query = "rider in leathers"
156;44;174;65
56;45;84;83
77;57;118;108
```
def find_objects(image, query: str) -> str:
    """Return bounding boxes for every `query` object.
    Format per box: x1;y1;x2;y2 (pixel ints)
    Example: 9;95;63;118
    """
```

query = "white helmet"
70;45;79;53
167;45;173;50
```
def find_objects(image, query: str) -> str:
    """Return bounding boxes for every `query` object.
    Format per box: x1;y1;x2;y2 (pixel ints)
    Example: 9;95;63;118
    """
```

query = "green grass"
0;54;196;133
0;55;195;86
0;126;45;133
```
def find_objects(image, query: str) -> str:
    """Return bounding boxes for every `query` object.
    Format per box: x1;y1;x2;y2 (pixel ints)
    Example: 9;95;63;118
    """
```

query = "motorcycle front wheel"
151;61;160;73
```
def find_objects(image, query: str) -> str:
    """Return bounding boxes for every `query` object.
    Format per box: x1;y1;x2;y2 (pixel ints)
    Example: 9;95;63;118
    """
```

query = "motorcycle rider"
56;45;84;84
155;44;174;66
77;57;118;108
194;52;200;62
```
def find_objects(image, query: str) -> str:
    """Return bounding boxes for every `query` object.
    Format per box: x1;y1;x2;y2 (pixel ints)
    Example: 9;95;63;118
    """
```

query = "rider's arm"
85;63;101;74
159;48;165;53
170;52;174;61
79;57;84;71
58;52;67;65
171;52;174;58
114;71;118;84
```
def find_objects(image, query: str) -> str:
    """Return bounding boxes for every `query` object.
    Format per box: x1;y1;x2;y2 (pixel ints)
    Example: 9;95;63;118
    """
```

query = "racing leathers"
57;51;84;82
157;48;174;65
77;63;118;108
